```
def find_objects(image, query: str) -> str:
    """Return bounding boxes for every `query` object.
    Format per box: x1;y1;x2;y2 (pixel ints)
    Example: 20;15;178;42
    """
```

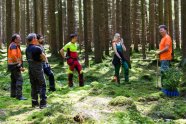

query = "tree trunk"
104;0;109;56
48;0;58;55
181;0;186;88
87;0;92;53
84;0;89;67
122;0;131;66
174;0;180;49
67;0;75;43
26;0;30;35
132;0;139;52
78;0;83;53
20;0;25;44
141;0;146;59
149;0;155;50
6;0;12;45
93;0;102;63
15;0;20;33
116;0;122;34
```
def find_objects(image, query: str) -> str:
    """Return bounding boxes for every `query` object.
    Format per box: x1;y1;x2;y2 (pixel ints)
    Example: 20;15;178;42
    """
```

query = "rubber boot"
68;74;73;87
79;73;84;87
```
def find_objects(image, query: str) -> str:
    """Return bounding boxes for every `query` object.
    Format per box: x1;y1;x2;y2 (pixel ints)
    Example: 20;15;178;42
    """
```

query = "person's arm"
157;37;171;55
157;45;169;55
60;48;65;59
40;52;48;63
112;43;122;59
121;39;126;51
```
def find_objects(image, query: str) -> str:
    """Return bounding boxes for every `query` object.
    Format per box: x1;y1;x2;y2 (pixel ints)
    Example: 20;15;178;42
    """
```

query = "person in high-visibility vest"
7;34;27;100
60;34;84;87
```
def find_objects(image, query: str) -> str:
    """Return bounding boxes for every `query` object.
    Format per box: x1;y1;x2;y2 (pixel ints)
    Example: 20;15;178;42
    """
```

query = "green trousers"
114;61;129;83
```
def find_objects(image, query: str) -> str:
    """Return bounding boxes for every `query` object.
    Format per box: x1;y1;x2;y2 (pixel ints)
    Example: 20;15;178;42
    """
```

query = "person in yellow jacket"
7;34;27;100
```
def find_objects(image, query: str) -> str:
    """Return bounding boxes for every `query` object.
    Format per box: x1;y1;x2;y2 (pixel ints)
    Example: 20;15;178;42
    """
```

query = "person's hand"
20;67;25;72
120;58;122;64
156;50;161;55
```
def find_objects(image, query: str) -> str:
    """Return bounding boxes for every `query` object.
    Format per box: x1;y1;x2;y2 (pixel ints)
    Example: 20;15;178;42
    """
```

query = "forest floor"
0;46;186;124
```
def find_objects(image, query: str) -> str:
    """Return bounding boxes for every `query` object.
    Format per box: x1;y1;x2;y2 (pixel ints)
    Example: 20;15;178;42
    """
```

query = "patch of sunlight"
174;119;186;124
7;108;40;122
135;101;159;115
135;68;143;72
130;76;138;81
73;96;112;121
98;67;109;74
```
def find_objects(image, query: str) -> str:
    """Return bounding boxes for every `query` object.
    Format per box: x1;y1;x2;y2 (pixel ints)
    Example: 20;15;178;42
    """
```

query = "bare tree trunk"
84;0;89;66
149;0;155;50
174;0;180;49
78;0;83;53
93;0;102;63
141;0;146;59
26;0;30;35
87;0;92;52
104;0;109;56
15;0;20;33
67;0;75;43
132;0;139;52
48;0;58;55
6;0;12;45
122;0;131;67
181;0;186;88
20;0;25;44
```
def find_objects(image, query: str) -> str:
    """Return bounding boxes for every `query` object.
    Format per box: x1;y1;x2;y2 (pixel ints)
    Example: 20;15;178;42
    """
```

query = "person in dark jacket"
37;34;56;91
26;33;47;109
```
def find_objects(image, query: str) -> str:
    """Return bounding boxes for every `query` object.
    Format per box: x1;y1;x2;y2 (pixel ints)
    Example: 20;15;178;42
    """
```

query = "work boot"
79;73;84;87
32;100;39;108
48;87;56;92
68;74;74;87
40;99;47;109
116;76;120;84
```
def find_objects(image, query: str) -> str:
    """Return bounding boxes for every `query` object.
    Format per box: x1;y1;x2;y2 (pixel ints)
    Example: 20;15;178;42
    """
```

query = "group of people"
7;24;172;109
7;33;84;108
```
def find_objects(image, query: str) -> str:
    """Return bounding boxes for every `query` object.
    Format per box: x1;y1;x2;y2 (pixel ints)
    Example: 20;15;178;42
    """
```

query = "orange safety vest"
8;42;22;65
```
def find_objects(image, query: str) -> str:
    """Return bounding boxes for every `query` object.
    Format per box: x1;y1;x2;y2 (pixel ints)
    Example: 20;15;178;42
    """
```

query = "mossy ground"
0;46;186;124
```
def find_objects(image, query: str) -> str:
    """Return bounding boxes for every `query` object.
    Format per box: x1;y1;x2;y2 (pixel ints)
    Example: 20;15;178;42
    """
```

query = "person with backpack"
112;33;129;84
60;34;84;87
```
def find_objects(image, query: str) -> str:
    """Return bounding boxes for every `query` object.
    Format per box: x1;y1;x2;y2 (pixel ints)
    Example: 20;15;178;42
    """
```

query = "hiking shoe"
48;88;56;92
17;96;27;100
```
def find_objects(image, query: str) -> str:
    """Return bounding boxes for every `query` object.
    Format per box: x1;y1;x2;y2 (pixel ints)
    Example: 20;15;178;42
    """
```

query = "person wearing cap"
7;34;27;100
37;34;56;92
112;33;129;84
156;25;172;85
60;33;84;87
26;33;47;109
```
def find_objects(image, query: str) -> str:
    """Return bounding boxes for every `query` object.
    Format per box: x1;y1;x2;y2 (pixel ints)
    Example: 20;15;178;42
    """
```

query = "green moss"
109;96;135;108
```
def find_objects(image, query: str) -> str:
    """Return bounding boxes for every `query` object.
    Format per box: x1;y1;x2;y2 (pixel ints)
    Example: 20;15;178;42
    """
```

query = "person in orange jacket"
7;34;27;100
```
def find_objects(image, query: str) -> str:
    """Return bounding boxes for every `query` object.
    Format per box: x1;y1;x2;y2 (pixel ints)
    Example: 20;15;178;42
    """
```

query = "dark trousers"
114;61;129;83
29;66;47;105
43;63;55;90
10;67;23;98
